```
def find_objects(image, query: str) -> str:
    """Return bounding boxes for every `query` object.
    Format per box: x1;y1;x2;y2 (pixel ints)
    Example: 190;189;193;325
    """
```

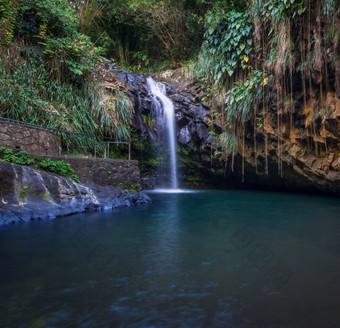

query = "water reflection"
147;193;180;289
0;191;340;327
146;189;199;193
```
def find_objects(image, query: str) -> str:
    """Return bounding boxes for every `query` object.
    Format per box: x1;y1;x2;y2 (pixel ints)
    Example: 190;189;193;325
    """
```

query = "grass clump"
0;52;133;152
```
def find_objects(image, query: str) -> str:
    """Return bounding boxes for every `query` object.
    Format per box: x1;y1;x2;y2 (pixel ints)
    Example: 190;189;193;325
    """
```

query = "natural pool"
0;190;339;327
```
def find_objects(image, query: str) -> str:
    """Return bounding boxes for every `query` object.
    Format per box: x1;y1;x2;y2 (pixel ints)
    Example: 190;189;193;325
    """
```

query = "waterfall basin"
0;190;339;327
146;188;199;194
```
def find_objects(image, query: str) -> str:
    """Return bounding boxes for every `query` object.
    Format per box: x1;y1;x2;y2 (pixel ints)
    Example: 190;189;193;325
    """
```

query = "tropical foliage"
0;0;133;152
0;0;338;177
196;6;252;86
193;0;339;178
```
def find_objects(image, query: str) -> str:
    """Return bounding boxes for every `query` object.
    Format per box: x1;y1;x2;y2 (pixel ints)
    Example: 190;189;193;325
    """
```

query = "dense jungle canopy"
0;0;339;174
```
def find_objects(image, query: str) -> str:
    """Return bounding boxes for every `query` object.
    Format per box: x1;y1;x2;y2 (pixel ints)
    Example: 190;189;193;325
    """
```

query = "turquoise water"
0;190;339;327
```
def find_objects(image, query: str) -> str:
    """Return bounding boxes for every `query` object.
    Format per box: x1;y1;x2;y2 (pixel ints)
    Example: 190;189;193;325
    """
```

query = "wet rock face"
98;58;340;195
98;58;213;159
0;161;151;225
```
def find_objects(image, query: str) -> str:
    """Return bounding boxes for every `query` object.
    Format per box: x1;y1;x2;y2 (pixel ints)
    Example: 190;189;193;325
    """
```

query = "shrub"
0;147;35;165
38;158;79;181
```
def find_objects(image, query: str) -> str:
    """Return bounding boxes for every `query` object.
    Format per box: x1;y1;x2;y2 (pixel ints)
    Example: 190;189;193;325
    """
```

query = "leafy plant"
0;148;35;165
195;5;253;87
131;51;150;69
250;0;305;24
257;115;264;129
38;158;79;181
225;70;265;125
0;0;100;80
0;0;20;45
141;113;156;127
0;147;79;181
300;148;307;157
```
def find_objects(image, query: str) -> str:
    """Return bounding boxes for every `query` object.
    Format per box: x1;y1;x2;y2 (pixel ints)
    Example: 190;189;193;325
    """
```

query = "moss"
129;184;140;193
43;192;53;202
18;187;30;202
116;182;140;192
129;128;161;176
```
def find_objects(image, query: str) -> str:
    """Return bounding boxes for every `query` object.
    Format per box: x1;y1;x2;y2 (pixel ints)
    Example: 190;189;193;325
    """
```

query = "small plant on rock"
38;158;79;182
0;147;35;165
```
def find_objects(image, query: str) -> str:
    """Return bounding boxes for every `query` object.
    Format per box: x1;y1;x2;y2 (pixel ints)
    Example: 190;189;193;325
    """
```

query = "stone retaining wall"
0;121;61;156
47;156;140;190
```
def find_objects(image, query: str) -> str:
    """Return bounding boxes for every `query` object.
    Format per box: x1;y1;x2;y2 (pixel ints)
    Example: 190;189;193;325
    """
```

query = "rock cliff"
98;59;340;196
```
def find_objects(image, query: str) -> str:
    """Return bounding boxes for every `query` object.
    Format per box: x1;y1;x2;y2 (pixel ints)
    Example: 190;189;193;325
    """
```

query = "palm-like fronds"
0;47;133;152
219;131;237;155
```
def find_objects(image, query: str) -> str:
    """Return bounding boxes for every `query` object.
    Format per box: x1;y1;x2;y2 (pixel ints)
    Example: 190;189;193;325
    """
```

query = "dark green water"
0;190;339;328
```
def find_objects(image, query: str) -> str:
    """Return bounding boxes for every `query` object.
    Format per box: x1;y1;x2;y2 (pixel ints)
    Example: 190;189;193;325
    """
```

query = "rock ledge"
0;161;151;225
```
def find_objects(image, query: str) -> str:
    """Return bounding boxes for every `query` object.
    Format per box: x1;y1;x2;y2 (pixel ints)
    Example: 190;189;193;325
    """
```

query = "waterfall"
147;77;178;190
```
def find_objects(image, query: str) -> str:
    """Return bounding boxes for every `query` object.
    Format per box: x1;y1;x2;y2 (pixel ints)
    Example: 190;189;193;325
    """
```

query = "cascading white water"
147;77;178;190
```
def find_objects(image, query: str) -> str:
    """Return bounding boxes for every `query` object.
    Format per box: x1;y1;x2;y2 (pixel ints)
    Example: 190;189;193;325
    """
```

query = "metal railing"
0;116;131;160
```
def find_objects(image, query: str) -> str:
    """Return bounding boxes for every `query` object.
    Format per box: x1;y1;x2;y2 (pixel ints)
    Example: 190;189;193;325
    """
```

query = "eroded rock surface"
0;161;150;225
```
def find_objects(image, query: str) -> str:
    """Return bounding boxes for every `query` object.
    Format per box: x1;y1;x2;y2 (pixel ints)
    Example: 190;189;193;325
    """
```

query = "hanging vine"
194;0;338;181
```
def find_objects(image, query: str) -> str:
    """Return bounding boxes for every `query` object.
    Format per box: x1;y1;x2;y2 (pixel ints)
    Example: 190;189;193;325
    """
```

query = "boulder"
0;161;151;225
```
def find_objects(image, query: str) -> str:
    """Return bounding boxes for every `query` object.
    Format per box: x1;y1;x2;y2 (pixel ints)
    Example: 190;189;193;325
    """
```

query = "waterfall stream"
147;77;178;190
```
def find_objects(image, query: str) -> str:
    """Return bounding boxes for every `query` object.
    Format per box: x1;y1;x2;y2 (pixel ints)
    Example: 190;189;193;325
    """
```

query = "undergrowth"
0;49;133;152
38;158;80;182
0;147;79;182
0;0;134;155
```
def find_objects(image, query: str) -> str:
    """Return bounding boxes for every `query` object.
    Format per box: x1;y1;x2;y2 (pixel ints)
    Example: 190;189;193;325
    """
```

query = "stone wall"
0;121;61;156
47;156;140;190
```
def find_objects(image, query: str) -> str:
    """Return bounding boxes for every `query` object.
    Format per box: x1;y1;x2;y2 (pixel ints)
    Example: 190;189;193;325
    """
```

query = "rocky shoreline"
0;161;151;225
